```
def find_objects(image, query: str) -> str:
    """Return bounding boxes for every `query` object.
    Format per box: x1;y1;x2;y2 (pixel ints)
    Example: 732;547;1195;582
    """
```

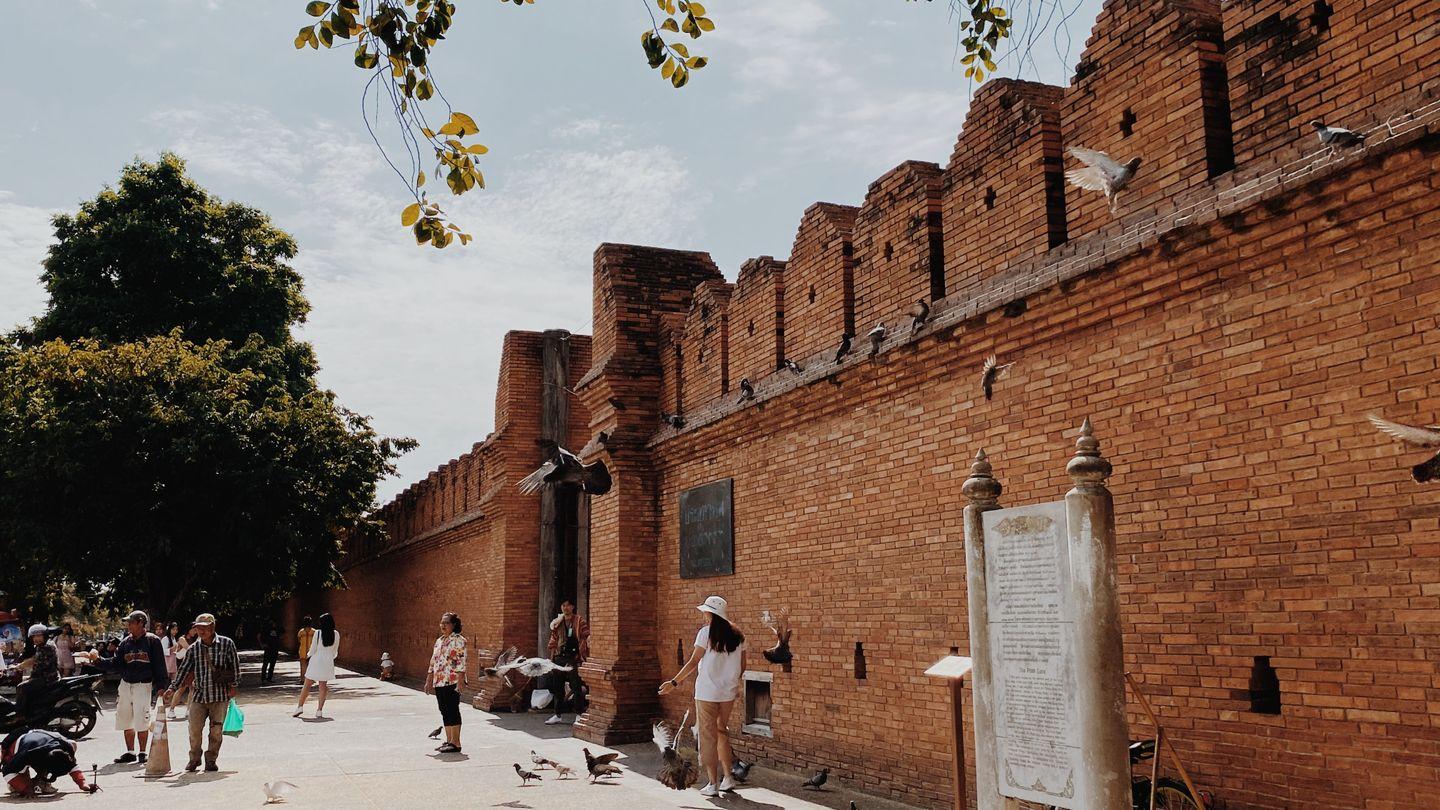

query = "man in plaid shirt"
163;613;239;772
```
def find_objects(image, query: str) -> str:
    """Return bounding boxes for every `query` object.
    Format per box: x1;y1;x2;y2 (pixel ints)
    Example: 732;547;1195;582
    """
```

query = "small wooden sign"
679;478;734;579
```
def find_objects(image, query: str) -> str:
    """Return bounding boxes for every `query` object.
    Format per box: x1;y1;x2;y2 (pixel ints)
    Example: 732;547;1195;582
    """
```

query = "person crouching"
2;728;100;796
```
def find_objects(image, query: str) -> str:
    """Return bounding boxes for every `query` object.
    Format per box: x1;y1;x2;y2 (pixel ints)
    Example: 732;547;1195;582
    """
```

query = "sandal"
436;743;460;753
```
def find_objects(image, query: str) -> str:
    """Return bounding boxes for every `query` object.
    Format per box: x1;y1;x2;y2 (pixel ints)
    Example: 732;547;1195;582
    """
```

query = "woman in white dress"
293;613;338;719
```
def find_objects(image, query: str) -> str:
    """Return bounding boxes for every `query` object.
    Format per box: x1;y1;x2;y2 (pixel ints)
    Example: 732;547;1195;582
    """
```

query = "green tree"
0;156;414;617
292;0;1028;246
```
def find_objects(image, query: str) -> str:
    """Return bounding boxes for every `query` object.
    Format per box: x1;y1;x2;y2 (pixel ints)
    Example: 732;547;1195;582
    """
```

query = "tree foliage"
0;156;415;617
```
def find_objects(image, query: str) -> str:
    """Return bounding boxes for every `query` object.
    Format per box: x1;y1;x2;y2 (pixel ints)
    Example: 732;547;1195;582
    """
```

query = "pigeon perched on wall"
654;709;699;790
867;323;887;355
802;767;829;790
738;378;755;404
834;334;853;364
981;355;1014;401
731;759;753;783
909;299;930;334
517;442;613;496
1065;147;1142;212
661;412;686;430
1368;415;1440;482
1311;120;1366;154
583;748;623;782
514;763;542;786
783;359;805;375
262;781;298;804
761;608;793;665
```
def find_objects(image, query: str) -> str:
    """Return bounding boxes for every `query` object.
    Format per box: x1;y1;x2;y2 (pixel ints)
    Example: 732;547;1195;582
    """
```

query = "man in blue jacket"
95;610;168;765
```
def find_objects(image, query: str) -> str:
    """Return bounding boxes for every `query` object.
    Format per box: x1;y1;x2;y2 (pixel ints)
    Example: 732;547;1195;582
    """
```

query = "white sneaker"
545;714;564;725
719;776;736;791
698;784;719;797
315;710;325;719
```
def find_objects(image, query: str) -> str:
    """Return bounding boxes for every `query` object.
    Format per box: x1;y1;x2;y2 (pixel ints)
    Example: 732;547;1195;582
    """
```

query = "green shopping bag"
222;699;245;737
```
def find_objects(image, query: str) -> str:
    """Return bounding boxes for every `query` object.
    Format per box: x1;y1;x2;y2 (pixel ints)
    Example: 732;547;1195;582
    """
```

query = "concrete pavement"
7;653;921;809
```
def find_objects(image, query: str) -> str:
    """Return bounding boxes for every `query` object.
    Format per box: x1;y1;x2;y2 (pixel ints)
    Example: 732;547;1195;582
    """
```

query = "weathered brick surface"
727;257;787;386
679;280;734;413
944;80;1065;302
780;203;859;367
852;161;944;334
1223;0;1440;166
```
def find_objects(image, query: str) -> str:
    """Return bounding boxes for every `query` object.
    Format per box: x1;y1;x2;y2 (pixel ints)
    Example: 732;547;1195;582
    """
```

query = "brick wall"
1223;0;1440;166
852;161;944;334
779;203;859;367
679;279;734;413
727;257;787;387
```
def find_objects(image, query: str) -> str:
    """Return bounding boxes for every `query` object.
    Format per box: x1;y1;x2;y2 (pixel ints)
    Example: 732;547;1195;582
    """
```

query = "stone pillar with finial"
962;450;1016;810
1065;418;1130;809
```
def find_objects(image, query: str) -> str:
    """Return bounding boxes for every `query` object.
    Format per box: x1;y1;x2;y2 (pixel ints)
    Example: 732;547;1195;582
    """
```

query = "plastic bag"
529;688;553;710
222;699;245;737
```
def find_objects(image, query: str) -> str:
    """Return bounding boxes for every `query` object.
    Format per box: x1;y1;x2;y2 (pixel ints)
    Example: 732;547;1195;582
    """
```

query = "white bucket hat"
696;596;729;621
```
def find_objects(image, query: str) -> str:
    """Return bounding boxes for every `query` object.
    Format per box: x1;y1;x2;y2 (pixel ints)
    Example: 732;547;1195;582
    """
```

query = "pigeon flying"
262;781;299;804
731;759;753;783
583;748;623;782
783;359;805;375
517;442;613;496
661;412;686;430
867;323;887;355
909;299;930;334
761;608;793;665
513;763;542;786
834;333;853;364
738;378;755;404
1065;147;1141;213
981;355;1014;401
802;767;830;790
654;710;699;790
1311;120;1366;154
487;655;574;686
1368;415;1440;482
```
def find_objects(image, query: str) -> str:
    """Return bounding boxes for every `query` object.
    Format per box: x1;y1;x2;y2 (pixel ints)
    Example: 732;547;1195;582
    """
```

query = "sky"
0;0;1104;502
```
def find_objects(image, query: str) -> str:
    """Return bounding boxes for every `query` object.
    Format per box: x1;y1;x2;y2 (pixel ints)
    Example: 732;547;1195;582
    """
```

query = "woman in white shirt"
294;613;339;719
659;595;746;797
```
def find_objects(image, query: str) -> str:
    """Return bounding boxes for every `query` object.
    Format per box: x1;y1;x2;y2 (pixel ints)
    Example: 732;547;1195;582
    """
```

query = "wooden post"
951;678;968;808
1126;672;1204;806
537;330;571;655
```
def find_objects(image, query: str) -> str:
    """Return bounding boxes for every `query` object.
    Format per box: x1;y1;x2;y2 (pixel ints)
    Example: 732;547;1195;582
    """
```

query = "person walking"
259;621;281;684
163;613;240;773
296;617;315;681
98;610;168;765
54;624;76;678
423;613;467;754
293;614;337;718
544;599;590;726
659;595;746;797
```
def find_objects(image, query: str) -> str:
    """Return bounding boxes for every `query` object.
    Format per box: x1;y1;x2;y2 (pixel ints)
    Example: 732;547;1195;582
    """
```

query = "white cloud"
147;105;700;500
0;192;57;333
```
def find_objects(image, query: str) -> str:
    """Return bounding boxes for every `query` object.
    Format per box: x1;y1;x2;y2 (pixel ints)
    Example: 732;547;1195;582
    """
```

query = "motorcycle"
0;669;103;740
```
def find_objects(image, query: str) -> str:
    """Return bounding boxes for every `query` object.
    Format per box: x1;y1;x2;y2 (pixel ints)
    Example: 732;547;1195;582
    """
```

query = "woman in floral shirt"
424;613;468;754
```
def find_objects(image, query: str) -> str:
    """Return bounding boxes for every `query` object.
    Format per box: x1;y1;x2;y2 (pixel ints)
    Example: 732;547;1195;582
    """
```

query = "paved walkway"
7;653;920;809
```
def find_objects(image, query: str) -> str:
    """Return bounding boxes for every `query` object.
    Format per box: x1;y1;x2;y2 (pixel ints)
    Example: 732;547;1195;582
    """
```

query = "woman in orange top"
296;616;315;680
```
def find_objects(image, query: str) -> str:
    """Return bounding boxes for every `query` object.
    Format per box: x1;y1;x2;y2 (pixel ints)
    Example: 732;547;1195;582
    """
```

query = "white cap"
696;596;729;621
27;624;47;638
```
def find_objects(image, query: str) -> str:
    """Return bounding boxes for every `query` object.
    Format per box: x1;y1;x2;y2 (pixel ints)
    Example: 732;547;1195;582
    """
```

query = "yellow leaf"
294;27;310;49
662;58;676;79
438;122;462;136
696;17;714;31
466;144;489;155
421;127;435;138
416;171;426;188
306;1;330;17
449;112;479;136
671;42;689;58
401;203;421;226
688;1;705;14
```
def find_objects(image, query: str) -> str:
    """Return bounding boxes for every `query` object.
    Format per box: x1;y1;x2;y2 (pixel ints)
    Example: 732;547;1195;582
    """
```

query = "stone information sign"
679;478;734;579
982;500;1080;809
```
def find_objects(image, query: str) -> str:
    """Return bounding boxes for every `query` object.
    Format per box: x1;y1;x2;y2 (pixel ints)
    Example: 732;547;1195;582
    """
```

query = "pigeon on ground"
654;710;699;790
1065;147;1142;212
738;378;755;404
731;759;753;783
802;767;829;790
834;334;853;364
531;750;559;770
517;441;613;496
867;323;886;356
555;763;576;779
909;299;930;334
783;359;805;375
428;726;442;739
661;412;686;430
761;608;792;665
1311;120;1366;154
262;780;299;804
981;355;1014;401
583;748;623;782
514;763;542;786
1368;415;1440;482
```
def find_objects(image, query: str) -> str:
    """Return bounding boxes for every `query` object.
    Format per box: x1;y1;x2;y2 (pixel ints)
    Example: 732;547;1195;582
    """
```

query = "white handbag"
530;688;554;710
